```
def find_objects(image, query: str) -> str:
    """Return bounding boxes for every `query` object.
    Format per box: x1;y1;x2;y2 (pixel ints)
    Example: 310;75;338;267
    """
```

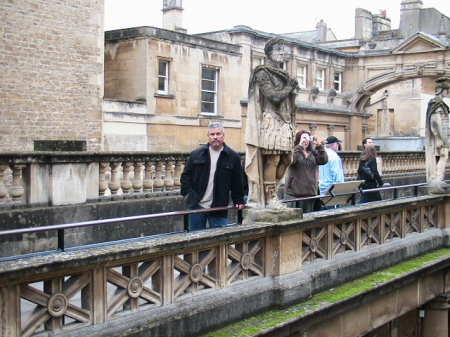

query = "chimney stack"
162;0;186;33
372;10;391;33
316;20;327;42
355;8;373;40
399;0;423;37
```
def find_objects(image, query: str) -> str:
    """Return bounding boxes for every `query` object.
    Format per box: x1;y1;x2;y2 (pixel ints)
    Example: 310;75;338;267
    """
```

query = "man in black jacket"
181;122;245;231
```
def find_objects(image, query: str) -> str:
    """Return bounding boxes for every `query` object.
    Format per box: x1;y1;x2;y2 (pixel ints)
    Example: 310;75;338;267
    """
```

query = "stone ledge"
57;228;450;337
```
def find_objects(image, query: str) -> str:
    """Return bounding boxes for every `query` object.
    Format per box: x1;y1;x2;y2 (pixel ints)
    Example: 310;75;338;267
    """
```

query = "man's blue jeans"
188;204;228;231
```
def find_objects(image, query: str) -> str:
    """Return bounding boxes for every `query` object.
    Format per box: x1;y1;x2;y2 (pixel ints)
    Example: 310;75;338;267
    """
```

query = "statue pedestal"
243;208;303;225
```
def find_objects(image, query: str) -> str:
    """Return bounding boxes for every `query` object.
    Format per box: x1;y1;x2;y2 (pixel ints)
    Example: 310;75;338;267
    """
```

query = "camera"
309;136;314;142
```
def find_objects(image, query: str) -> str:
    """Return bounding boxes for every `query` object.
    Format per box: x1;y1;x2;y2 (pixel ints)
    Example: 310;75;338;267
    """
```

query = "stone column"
421;295;450;337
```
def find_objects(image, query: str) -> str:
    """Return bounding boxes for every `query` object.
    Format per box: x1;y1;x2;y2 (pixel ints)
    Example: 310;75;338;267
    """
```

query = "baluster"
385;155;392;176
9;164;25;201
390;155;395;175
154;162;164;192
352;156;359;177
143;161;155;193
99;162;110;196
132;162;144;193
397;155;403;175
121;162;133;194
400;155;405;175
108;162;121;195
377;156;383;177
415;153;421;173
379;154;385;176
402;154;408;174
164;161;174;191
173;160;184;190
392;155;397;175
342;158;348;178
0;165;8;199
410;154;415;173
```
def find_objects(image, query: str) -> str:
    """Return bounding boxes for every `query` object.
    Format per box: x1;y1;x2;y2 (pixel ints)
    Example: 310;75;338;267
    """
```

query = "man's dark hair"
362;137;372;147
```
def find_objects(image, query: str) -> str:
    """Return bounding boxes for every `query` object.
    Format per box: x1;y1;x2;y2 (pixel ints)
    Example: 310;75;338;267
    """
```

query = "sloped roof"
391;31;449;53
281;28;337;43
281;30;320;43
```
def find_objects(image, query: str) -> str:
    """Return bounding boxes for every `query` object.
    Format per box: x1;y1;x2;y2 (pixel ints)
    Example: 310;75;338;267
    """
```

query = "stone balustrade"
0;152;190;207
0;151;442;207
0;195;447;337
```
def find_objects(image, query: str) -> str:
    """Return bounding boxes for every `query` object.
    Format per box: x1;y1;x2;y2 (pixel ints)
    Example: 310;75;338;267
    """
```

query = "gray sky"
105;0;446;40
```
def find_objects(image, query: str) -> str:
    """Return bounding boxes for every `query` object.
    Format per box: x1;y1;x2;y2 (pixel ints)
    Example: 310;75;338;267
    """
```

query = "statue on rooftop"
245;38;298;209
425;77;450;193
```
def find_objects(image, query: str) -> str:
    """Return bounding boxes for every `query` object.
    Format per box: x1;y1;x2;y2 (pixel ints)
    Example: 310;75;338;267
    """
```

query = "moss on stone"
201;248;450;337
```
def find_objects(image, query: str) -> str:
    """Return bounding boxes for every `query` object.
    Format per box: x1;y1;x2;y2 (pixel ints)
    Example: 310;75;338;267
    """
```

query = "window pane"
202;79;215;91
158;61;167;76
158;77;165;91
201;102;215;113
202;92;215;102
202;68;216;80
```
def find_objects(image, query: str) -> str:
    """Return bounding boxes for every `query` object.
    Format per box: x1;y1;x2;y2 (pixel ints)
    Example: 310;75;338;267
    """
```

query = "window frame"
157;59;170;95
297;64;307;88
201;65;219;115
316;68;325;91
334;72;342;93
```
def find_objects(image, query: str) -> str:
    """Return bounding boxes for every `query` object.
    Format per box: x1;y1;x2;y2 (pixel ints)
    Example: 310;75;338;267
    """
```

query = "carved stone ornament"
189;263;203;282
310;86;320;101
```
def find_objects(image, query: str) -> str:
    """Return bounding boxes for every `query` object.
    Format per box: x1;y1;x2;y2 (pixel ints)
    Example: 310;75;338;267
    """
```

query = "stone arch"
350;71;442;113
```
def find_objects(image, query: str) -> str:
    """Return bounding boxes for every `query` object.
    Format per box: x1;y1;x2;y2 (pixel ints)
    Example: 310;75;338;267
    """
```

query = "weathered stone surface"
0;194;186;257
243;208;303;224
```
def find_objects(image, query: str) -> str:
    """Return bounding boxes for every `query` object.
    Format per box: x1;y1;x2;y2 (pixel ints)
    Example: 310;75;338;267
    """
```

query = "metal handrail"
280;182;428;207
0;182;428;253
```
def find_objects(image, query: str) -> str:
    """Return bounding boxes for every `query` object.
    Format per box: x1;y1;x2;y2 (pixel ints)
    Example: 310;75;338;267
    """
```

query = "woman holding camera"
284;130;328;212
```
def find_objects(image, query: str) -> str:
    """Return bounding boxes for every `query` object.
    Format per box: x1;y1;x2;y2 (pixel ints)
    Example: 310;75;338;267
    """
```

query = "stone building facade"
104;25;355;152
320;0;450;150
0;0;104;151
1;0;449;153
103;0;450;153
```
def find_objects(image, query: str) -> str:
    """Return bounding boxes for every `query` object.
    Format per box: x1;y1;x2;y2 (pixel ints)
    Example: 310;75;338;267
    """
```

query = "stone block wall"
0;0;105;151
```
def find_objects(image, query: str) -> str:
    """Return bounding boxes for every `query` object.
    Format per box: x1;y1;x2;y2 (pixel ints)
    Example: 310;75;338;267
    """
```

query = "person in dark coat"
180;122;245;231
284;130;328;212
357;145;383;203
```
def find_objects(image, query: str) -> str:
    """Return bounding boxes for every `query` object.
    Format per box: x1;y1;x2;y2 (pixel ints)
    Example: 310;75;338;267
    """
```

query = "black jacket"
357;157;383;189
180;143;245;218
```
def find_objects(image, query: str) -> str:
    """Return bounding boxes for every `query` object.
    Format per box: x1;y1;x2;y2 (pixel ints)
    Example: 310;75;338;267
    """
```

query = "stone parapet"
0;151;435;208
0;195;449;336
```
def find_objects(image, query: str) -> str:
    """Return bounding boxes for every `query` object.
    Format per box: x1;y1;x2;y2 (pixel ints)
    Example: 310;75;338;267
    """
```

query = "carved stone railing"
342;151;429;179
0;152;190;207
0;195;447;337
0;151;440;207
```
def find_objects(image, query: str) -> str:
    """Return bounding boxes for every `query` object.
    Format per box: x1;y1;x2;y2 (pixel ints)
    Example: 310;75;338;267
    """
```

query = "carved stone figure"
245;38;298;209
425;77;450;193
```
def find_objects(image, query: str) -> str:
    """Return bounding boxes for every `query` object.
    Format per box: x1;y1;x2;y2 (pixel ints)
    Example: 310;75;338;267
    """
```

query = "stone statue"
425;77;450;193
245;38;298;209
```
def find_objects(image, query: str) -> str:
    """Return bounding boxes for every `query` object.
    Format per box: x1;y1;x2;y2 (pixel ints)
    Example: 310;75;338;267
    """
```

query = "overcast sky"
105;0;446;40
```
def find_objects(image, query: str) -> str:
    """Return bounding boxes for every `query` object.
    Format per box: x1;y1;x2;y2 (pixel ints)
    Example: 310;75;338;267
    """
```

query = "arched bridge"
349;32;450;112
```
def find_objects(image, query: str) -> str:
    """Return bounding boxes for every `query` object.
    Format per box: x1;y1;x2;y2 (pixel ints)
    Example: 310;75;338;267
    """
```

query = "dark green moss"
202;248;450;337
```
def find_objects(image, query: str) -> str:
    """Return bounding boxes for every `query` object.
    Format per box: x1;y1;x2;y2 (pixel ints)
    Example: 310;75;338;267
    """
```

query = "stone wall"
0;0;104;151
0;194;188;257
0;172;424;258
